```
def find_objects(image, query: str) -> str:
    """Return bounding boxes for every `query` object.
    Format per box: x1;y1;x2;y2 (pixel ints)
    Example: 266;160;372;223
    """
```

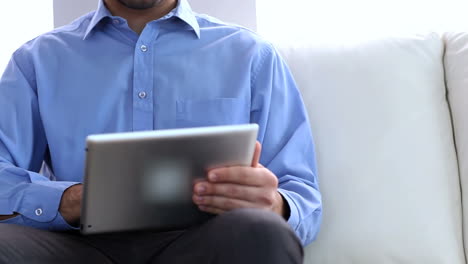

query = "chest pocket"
176;98;250;128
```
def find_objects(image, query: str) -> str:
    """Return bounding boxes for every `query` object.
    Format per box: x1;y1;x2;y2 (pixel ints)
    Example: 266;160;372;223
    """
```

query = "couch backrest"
444;32;468;263
278;33;465;263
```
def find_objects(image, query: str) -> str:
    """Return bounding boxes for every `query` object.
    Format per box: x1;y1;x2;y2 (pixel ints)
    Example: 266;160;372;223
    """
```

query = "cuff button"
35;208;43;216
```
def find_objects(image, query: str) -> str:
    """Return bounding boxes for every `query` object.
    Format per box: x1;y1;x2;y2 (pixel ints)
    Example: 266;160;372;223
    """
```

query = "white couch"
278;32;468;263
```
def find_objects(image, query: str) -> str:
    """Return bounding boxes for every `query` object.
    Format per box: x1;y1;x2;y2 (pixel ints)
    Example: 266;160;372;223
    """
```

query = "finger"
193;194;258;211
192;178;207;186
194;182;261;201
251;141;261;167
193;182;279;209
207;167;277;187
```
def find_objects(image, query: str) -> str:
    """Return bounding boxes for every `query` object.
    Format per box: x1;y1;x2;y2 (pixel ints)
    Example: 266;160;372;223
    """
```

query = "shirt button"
113;19;120;25
138;91;147;99
140;45;148;52
35;208;43;216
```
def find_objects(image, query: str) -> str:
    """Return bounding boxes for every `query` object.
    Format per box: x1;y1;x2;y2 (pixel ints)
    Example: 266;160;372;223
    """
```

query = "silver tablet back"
80;124;258;235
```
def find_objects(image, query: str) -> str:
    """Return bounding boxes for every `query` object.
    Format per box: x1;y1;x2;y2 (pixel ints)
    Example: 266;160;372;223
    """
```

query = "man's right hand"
0;184;83;224
59;184;83;226
0;213;18;221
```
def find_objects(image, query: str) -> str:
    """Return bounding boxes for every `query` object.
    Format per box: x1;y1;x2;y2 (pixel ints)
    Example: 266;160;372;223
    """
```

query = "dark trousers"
0;208;303;264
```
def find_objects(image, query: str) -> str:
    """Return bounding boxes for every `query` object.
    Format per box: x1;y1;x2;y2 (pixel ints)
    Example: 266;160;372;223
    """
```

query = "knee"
215;208;299;246
207;209;303;263
219;208;286;229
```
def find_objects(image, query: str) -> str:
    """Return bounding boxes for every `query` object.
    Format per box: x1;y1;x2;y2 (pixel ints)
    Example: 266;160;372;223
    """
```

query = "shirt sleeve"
0;52;80;231
250;43;322;246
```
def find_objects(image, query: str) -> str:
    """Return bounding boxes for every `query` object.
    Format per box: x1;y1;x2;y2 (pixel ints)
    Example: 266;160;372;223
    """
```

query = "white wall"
54;0;98;28
0;1;54;75
188;0;256;31
257;0;468;43
53;0;256;30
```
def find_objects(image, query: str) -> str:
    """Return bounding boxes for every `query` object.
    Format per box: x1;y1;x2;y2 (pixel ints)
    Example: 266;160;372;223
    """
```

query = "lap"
0;224;112;264
0;223;183;264
152;208;303;264
0;209;302;264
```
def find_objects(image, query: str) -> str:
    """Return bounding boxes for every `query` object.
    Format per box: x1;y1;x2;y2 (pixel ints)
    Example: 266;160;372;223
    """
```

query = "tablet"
80;124;259;235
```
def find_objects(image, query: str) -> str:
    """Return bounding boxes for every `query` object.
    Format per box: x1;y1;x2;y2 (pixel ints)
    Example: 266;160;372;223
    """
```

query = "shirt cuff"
48;211;80;231
15;181;80;231
0;213;79;232
277;188;300;232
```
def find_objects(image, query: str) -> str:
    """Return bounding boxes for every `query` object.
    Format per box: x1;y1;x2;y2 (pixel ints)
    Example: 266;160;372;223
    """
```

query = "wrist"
59;184;83;226
274;191;291;220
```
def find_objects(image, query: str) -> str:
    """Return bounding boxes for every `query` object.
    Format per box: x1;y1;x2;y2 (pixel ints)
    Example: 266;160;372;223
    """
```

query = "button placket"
138;91;147;99
132;25;158;131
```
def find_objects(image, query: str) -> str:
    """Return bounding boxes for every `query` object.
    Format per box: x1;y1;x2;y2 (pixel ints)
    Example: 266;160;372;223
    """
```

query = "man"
0;0;322;263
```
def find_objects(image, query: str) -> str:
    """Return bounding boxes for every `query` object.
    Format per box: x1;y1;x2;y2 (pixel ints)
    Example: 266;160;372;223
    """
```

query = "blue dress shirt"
0;0;321;245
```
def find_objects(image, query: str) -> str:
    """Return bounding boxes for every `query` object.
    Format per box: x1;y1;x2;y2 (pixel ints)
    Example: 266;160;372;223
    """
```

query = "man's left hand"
192;142;287;218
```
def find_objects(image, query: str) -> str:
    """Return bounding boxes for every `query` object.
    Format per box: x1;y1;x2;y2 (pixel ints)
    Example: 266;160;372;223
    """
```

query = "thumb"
251;141;261;167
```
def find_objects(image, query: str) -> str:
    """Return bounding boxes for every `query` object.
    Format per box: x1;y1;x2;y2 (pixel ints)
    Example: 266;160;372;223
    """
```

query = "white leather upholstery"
444;32;468;261
278;33;465;263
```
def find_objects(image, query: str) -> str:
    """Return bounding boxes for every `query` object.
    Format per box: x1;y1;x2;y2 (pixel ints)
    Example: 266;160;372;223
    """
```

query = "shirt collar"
83;0;111;40
83;0;200;40
173;0;200;38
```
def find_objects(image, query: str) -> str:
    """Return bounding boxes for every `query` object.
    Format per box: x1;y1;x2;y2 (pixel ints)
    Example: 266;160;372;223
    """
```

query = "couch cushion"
278;33;465;263
444;32;468;262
